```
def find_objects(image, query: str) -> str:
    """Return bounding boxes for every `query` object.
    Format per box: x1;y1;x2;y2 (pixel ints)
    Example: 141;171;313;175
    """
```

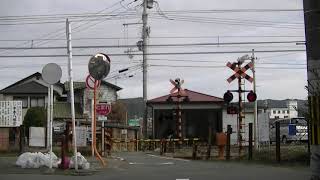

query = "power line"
151;16;303;30
0;0;132;56
0;40;305;49
0;49;306;58
149;64;306;70
0;8;302;20
0;35;305;42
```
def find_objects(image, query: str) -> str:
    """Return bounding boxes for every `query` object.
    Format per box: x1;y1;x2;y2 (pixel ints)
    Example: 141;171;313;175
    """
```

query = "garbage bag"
69;152;90;170
16;152;60;169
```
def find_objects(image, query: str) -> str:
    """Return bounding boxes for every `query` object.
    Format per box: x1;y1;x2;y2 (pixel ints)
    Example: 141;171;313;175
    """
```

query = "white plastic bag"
69;152;90;170
16;152;61;169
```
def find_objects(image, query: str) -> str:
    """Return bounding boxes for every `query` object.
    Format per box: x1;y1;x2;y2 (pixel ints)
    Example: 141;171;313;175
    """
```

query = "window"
30;97;45;107
282;110;286;114
13;96;28;108
273;110;276;114
275;116;279;119
284;116;289;118
278;110;281;114
287;110;290;114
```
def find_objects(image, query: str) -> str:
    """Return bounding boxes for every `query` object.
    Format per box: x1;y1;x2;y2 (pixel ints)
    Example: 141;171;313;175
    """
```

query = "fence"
137;123;310;165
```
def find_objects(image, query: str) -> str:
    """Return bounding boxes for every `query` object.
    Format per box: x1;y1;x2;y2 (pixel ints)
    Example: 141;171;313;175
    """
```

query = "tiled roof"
148;89;224;104
53;102;84;119
0;81;48;94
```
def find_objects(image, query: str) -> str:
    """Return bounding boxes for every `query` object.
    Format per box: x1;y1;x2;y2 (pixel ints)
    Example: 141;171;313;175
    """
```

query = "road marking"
147;154;190;162
129;162;175;165
176;179;189;180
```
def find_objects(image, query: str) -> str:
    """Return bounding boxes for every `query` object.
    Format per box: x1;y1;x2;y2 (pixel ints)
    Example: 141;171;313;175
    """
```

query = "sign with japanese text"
0;101;23;127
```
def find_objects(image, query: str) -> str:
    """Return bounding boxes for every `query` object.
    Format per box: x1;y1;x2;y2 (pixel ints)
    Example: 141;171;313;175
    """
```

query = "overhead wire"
0;0;137;56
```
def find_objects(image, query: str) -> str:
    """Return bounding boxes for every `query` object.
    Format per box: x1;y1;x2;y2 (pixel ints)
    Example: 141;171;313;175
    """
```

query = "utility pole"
303;0;320;178
66;19;78;171
142;0;149;138
251;49;259;150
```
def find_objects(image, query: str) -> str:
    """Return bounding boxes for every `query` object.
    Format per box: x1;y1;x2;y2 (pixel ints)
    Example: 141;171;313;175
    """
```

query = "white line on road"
129;162;175;165
147;154;190;162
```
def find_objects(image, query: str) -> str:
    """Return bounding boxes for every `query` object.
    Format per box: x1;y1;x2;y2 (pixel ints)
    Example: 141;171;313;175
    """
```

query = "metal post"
91;100;94;157
248;123;253;160
207;124;212;160
192;142;197;160
142;0;149;138
102;121;105;156
49;85;53;169
177;96;182;146
47;88;50;149
66;18;78;171
251;49;259;150
238;61;243;156
276;121;280;163
226;125;231;160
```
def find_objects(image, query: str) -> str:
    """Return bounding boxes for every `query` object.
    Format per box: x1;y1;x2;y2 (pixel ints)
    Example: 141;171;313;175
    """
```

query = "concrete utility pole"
251;49;259;150
142;0;149;138
303;0;320;178
66;19;78;171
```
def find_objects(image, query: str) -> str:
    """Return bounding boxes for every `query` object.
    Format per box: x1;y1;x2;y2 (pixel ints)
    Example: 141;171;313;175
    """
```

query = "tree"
107;101;127;124
23;107;47;138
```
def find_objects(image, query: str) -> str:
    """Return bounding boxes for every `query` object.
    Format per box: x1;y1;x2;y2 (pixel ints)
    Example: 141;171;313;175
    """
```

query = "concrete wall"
222;109;270;145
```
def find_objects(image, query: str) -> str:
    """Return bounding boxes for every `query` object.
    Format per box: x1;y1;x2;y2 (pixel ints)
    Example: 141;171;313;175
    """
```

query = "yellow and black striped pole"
304;0;320;178
309;96;320;145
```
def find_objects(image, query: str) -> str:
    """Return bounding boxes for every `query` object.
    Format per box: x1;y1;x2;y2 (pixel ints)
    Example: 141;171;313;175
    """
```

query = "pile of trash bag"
69;152;90;170
16;152;60;168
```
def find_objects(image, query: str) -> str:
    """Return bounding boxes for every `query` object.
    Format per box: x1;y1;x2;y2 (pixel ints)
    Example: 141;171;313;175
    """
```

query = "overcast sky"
0;0;307;100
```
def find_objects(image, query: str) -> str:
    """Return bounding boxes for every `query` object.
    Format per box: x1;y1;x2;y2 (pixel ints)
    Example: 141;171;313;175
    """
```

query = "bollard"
216;132;227;160
248;123;253;160
226;125;232;160
192;143;198;160
276;121;281;163
19;125;25;154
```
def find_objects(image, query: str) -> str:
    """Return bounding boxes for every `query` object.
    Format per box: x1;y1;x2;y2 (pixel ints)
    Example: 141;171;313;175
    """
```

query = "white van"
269;117;308;144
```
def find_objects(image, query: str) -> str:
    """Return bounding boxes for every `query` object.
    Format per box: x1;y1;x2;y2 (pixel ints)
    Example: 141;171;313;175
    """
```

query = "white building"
268;100;298;119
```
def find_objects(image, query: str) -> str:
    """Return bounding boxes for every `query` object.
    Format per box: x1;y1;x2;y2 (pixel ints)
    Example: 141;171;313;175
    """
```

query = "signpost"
96;103;111;156
88;53;110;166
42;63;62;170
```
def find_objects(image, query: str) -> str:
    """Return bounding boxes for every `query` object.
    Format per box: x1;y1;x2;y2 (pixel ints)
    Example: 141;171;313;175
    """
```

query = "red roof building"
147;89;224;140
148;89;224;104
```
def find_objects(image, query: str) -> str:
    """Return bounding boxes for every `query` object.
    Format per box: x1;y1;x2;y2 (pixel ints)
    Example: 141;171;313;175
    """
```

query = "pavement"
0;152;312;180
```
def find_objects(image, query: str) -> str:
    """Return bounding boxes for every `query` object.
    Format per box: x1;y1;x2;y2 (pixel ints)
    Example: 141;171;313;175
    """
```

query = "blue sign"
288;124;297;136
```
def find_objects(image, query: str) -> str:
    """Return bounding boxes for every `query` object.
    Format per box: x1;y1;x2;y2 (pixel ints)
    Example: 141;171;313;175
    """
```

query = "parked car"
270;117;308;144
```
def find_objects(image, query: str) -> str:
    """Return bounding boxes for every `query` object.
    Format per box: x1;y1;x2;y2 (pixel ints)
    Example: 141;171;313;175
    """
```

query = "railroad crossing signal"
170;78;187;96
226;62;254;83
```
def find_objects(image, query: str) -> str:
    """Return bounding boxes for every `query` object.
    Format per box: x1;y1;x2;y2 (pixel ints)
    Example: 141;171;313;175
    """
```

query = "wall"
222;109;270;145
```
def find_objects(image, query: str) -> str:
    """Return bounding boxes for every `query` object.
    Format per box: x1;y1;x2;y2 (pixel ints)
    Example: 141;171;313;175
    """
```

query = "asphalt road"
0;152;311;180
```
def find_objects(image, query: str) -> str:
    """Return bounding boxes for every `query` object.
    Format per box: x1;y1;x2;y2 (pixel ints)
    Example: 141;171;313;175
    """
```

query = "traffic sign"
86;75;100;90
96;103;111;116
226;62;254;83
42;63;62;85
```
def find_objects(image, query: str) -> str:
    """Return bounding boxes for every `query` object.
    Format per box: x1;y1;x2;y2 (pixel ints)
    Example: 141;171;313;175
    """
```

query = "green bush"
23;107;47;137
